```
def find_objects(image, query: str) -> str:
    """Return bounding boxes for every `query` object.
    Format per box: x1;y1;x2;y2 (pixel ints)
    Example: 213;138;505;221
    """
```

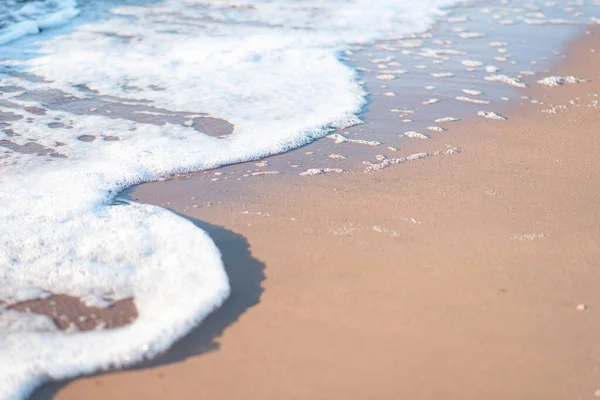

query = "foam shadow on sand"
30;212;266;399
142;212;267;364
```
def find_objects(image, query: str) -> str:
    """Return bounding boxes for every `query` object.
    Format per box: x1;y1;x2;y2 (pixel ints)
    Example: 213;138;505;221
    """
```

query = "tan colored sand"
34;29;600;400
10;296;136;332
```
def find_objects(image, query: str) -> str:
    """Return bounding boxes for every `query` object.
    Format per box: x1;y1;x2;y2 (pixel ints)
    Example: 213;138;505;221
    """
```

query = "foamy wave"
0;0;458;397
0;0;79;45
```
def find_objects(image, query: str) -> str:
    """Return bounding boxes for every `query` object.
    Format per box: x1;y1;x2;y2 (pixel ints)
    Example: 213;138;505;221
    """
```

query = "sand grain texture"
34;29;600;400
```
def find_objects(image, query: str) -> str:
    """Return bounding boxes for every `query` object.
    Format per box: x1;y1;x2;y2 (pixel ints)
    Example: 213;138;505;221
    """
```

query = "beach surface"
33;26;600;400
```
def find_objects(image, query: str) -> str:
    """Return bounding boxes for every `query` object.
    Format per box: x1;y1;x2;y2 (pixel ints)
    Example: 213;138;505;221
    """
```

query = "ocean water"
0;0;79;45
0;0;462;398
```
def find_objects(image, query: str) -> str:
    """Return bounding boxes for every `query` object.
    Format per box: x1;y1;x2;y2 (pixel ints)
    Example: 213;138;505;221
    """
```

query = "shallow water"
129;0;598;203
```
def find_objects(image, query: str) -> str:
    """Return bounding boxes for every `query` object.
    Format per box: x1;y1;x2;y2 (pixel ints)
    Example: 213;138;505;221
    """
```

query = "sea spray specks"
455;96;490;104
300;168;345;176
537;76;588;86
478;111;508;120
427;126;446;132
327;133;381;146
404;131;430;139
484;74;528;88
362;146;459;173
435;117;460;123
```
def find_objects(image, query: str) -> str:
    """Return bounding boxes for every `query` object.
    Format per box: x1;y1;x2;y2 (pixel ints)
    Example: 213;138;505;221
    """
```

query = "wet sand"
33;26;600;400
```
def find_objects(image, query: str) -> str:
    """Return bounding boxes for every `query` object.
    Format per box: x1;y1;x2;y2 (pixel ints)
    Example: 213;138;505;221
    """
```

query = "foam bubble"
435;117;460;123
461;59;484;67
484;74;528;88
299;168;345;176
462;89;482;96
537;75;588;86
404;131;430;139
478;111;508;120
455;96;490;105
430;72;455;78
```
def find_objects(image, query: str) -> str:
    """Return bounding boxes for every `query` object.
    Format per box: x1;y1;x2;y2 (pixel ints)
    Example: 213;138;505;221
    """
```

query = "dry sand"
34;29;600;400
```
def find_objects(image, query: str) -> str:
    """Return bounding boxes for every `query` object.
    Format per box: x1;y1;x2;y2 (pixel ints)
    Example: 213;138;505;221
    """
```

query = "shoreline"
34;23;600;400
123;5;591;209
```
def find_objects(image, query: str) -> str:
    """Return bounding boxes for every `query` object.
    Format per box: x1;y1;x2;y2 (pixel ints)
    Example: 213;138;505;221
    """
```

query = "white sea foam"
537;75;588;86
0;311;58;334
327;133;381;146
0;0;79;45
427;126;445;132
0;0;460;396
478;111;508;120
376;74;397;81
430;72;455;78
455;96;490;104
435;117;460;122
404;131;430;139
462;89;482;96
300;168;345;176
461;59;483;68
484;74;528;88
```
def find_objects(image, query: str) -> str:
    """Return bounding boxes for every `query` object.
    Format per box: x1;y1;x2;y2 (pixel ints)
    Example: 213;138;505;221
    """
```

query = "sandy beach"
29;25;600;400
